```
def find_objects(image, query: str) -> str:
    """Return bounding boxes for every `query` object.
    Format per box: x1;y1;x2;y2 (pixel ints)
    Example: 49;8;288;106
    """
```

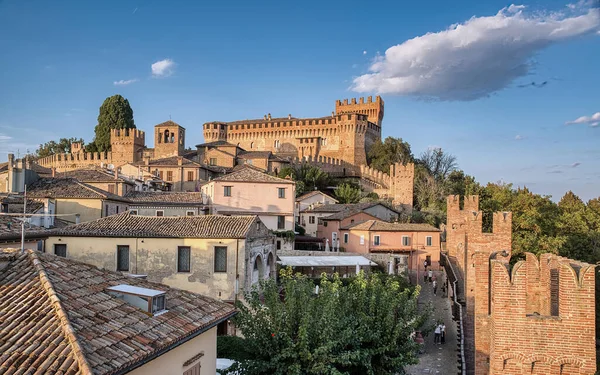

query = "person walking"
432;279;438;295
428;269;433;283
434;323;441;344
441;323;446;344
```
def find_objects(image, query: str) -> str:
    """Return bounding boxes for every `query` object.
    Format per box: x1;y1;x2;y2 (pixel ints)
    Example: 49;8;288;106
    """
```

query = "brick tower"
110;128;145;166
154;120;186;158
335;95;384;126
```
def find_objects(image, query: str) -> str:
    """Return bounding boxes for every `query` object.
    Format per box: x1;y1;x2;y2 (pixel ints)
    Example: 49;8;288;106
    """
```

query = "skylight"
106;284;167;315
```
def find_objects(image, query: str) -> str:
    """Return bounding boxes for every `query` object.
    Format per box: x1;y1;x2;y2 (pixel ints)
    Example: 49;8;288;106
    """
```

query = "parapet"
336;96;383;108
110;128;145;143
446;194;479;212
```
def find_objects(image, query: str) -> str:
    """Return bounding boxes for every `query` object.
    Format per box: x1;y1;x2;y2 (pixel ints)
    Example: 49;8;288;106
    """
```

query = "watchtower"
335;96;384;126
154;120;186;158
110;128;145;165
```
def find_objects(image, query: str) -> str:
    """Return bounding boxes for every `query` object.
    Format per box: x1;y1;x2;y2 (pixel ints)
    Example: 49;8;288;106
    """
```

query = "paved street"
406;270;459;375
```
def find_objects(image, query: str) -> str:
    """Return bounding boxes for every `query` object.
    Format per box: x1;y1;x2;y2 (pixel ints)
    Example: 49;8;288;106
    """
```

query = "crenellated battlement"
110;128;145;143
335;96;384;126
37;151;114;171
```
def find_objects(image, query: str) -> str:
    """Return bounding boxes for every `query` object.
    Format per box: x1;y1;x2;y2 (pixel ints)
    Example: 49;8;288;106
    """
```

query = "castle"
446;195;596;375
33;97;414;208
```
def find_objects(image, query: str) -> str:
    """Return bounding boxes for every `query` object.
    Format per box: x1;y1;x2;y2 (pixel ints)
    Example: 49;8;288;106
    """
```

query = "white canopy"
278;255;377;267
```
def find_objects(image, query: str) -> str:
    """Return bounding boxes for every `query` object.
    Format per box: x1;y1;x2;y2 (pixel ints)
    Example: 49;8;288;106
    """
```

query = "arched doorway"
252;255;264;285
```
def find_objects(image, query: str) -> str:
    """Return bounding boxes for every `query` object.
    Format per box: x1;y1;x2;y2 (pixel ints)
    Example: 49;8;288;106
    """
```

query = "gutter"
110;311;237;375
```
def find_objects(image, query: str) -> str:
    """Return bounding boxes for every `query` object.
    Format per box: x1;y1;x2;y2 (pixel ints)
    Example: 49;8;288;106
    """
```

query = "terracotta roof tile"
124;191;205;204
195;140;239;148
212;166;294;184
295;190;337;203
52;211;257;238
56;169;134;185
154;120;182;128
0;249;236;375
237;151;272;159
344;219;440;232
27;178;126;201
0;215;50;240
142;156;200;167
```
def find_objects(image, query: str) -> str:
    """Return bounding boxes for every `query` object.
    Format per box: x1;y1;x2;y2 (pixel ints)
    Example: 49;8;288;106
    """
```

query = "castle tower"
110;128;145;166
154;120;185;158
335;96;384;126
389;162;414;211
202;122;228;144
71;142;83;154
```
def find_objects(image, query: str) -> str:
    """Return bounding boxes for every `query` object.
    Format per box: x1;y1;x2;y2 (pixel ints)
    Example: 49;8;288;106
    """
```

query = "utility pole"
20;185;27;253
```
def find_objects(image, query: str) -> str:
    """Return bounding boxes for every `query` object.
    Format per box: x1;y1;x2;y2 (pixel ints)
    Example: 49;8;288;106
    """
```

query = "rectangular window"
54;244;67;258
156;210;164;217
277;215;285;230
359;235;365;245
166;171;173;181
159;171;164;180
105;204;109;217
426;236;432;246
117;245;129;272
402;236;410;246
116;206;119;214
374;235;380;245
187;171;194;182
344;233;349;244
278;188;285;199
108;184;115;194
178;246;191;272
214;246;227;272
130;209;138;215
276;240;281;250
186;210;195;216
309;216;315;224
224;186;232;197
323;221;328;227
210;158;217;166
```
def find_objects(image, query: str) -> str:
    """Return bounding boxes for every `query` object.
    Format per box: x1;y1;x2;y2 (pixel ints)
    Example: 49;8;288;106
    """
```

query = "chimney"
177;156;183;166
7;154;14;170
264;115;267;120
75;214;81;224
114;168;118;180
25;156;30;170
267;113;271;120
288;114;291;119
52;167;56;178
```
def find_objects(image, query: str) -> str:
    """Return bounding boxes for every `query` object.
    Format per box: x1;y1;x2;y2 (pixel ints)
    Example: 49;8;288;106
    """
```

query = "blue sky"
0;0;598;201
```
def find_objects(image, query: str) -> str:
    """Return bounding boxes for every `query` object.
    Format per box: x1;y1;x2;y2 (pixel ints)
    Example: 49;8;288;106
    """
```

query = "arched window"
164;130;169;144
250;142;254;149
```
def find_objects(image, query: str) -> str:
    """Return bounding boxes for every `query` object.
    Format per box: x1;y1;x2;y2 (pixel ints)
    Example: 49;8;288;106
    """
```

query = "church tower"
154;120;185;158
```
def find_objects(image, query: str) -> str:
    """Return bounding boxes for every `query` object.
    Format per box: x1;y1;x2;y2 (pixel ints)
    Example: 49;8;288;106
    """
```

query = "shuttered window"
117;245;129;272
214;246;227;272
54;244;67;258
178;246;191;272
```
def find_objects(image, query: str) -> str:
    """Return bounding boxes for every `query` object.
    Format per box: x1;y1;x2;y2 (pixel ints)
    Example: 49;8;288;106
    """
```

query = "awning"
278;255;377;267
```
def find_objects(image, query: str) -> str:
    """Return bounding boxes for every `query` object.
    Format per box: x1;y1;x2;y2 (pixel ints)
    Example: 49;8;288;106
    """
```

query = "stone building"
125;191;208;216
202;96;384;168
445;195;596;375
45;212;276;302
0;249;236;375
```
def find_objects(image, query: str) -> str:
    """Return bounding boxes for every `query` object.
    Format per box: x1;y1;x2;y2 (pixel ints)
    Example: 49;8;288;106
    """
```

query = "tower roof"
154;120;183;128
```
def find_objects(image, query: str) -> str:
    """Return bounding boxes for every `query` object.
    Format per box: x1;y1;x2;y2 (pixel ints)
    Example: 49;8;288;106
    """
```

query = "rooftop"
125;191;205;204
0;249;235;375
278;255;377;267
195;140;239;148
295;190;338;203
0;215;49;240
211;166;294;184
51;211;259;238
154;120;183;128
141;156;201;167
26;178;126;201
236;151;272;160
343;220;440;232
56;168;134;184
303;202;385;214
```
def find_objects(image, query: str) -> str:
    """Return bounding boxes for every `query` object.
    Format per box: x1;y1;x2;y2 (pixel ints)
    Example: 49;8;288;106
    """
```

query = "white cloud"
566;111;600;126
352;3;600;100
571;162;582;168
113;79;138;86
151;59;176;77
0;134;12;141
515;134;524;140
363;50;367;55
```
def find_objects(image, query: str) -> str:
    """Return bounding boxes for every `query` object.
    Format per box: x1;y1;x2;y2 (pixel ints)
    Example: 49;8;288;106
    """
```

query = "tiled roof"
26;178;125;201
142;156;201;167
52;211;258;238
344;220;440;232
0;249;236;375
0;215;49;240
28;163;53;176
295;190;337;203
154;120;182;128
237;151;272;159
302;202;396;214
56;168;134;184
322;209;379;222
125;191;205;204
212;166;294;184
195;140;239;148
1;195;45;213
0;162;8;173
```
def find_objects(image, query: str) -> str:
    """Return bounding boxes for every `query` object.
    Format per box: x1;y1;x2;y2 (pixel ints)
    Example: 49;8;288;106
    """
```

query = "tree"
36;137;85;158
278;164;330;196
417;147;457;181
367;137;414;173
335;183;362;204
223;270;428;375
90;94;136;152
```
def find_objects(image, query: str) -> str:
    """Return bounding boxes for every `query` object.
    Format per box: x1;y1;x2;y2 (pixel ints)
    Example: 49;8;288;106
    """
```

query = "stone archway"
252;255;264;285
267;252;275;279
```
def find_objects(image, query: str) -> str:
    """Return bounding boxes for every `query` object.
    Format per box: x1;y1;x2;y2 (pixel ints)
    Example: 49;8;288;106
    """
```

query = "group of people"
433;321;446;344
423;260;445;296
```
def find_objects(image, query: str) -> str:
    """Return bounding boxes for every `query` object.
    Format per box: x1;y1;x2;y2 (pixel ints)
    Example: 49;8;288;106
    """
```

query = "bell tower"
154;120;185;158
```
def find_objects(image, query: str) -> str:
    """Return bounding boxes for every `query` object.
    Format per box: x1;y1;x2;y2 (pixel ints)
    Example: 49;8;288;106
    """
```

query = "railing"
441;252;467;375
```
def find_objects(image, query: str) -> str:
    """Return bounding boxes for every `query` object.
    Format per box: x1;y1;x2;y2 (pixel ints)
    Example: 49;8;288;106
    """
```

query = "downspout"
235;239;240;304
135;237;139;274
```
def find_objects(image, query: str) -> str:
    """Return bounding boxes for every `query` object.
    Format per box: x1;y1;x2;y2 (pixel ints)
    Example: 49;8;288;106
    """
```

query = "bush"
217;335;254;361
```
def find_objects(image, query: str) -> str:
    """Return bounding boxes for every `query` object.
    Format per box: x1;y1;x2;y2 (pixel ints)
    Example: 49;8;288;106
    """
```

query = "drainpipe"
235;239;240;303
135;237;139;274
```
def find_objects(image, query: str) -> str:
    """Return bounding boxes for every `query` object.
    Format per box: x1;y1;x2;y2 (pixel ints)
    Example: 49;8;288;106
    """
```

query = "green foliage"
417;147;457;182
90;94;136;152
335;183;362;204
295;223;306;236
278;164;330;196
367;137;414;173
36;137;84;158
222;269;428;375
217;336;255;361
272;230;296;243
